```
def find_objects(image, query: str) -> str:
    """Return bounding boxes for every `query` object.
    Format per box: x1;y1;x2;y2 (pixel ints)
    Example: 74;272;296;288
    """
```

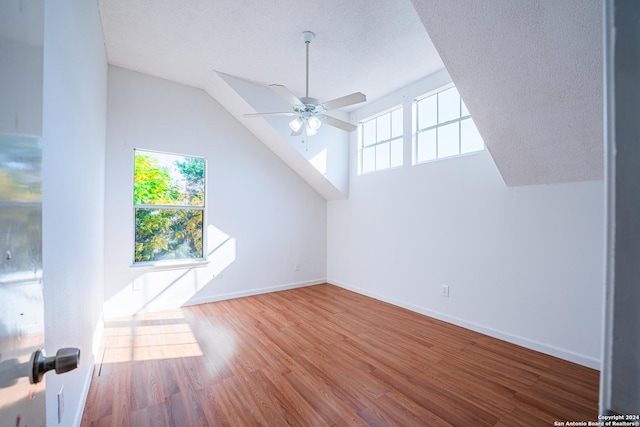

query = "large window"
414;86;484;163
133;149;206;263
359;107;403;174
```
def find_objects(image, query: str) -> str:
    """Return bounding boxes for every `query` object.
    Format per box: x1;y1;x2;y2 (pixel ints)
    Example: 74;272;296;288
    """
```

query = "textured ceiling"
412;0;603;186
99;0;604;188
98;0;443;109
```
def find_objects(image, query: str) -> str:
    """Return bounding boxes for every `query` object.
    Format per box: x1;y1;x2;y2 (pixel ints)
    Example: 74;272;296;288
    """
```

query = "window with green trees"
133;149;205;263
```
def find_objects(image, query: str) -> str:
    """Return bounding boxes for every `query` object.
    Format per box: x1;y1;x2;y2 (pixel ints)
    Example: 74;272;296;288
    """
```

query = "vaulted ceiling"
99;0;603;189
99;0;441;110
412;0;603;186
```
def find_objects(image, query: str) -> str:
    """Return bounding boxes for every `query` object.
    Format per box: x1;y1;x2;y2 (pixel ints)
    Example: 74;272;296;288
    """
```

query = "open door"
0;135;46;426
0;1;46;426
0;2;77;426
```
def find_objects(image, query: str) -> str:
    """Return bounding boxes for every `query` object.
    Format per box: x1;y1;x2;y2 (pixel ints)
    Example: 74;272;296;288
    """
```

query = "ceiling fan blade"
322;92;366;111
323;115;358;132
269;84;304;108
244;112;298;117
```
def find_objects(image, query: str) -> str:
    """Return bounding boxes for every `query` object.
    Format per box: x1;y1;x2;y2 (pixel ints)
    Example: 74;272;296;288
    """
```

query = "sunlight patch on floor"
100;312;203;363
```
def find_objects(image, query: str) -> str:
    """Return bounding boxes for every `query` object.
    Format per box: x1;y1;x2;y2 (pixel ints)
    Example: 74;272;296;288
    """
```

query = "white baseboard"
103;279;326;319
328;279;600;370
72;354;94;427
183;278;326;306
73;316;104;427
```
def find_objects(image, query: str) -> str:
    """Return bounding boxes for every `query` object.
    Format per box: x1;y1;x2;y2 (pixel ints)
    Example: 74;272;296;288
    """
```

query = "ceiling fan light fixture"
289;117;304;133
307;116;322;131
306;124;318;136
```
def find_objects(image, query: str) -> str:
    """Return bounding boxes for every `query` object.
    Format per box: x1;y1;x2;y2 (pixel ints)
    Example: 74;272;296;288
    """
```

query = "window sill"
129;259;209;271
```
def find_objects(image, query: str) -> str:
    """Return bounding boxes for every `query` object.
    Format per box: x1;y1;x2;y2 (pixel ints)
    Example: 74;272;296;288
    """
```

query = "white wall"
328;72;605;368
103;66;326;318
42;1;107;426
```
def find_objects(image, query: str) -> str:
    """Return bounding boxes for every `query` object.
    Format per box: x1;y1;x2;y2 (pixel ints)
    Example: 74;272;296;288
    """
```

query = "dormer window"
359;107;403;174
414;86;484;164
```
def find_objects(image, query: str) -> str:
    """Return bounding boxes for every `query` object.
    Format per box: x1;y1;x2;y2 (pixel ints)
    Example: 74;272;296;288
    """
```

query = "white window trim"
358;106;404;175
132;148;207;267
413;85;484;165
352;72;485;177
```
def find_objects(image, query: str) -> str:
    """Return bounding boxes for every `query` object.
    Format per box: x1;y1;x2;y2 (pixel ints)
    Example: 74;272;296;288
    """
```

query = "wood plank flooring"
81;284;599;426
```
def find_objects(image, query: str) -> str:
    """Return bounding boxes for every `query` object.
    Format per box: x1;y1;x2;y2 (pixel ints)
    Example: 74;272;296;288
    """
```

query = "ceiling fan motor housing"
294;97;326;117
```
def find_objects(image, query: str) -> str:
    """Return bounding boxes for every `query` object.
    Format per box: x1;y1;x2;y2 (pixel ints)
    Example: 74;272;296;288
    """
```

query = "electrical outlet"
294;262;301;272
440;285;450;298
57;385;64;424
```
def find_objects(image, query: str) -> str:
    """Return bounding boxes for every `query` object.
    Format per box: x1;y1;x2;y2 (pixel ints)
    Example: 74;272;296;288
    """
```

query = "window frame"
131;148;207;267
413;85;484;164
358;106;404;175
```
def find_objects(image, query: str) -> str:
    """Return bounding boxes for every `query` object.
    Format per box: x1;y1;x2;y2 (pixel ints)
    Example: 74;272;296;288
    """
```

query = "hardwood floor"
81;284;599;426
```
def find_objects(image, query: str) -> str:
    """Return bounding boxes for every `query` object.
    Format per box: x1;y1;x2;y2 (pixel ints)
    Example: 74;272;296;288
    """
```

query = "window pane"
362;146;375;173
134;151;205;206
391;108;403;138
377;114;391;142
177;156;206;206
376;142;390;170
390;138;403;168
417;129;436;163
437;122;460;158
417;95;437;130
461;118;484;154
438;87;460;123
363;120;376;146
134;208;203;262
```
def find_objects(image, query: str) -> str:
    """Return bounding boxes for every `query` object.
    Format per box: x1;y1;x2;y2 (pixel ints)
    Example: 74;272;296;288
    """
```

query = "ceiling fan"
245;31;366;137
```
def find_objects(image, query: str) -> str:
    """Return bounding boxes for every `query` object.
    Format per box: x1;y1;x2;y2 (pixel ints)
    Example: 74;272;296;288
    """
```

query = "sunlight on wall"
206;224;236;277
102;225;236;318
310;148;327;176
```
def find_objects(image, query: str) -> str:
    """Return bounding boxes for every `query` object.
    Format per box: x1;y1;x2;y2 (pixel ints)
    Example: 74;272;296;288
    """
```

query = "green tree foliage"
176;157;205;205
134;152;205;262
133;154;178;205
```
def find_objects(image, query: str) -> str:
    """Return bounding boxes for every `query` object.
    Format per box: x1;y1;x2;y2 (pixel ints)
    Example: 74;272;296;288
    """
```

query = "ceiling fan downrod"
301;31;315;99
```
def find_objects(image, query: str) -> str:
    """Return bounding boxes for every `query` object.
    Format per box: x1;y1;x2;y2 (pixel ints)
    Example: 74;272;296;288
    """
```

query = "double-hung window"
359;107;403;174
414;86;484;163
133;149;206;264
